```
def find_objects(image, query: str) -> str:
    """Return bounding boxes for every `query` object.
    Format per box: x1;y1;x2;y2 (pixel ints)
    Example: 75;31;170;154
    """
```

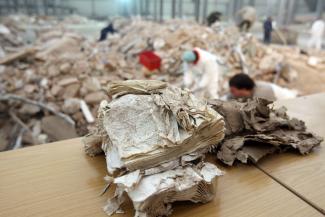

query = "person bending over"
225;73;296;101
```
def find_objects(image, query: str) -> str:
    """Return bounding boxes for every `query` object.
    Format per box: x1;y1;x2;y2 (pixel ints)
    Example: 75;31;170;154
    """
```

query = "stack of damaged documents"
83;80;225;217
209;98;323;165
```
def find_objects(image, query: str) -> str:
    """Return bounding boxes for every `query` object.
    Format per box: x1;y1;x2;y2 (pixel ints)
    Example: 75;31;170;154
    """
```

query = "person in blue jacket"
263;17;273;44
99;23;116;41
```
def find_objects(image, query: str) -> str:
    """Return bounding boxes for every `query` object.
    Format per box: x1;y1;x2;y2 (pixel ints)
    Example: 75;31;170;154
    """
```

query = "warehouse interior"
0;1;325;217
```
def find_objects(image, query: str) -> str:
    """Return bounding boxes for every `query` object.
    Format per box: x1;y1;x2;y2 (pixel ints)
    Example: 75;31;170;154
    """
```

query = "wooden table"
1;94;325;217
257;93;325;214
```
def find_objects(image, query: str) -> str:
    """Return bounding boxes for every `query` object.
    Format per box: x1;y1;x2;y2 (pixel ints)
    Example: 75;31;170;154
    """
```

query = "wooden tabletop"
257;93;325;214
1;93;325;217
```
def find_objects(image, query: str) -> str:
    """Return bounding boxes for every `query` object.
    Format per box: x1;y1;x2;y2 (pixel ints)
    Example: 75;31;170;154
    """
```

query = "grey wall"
0;0;323;24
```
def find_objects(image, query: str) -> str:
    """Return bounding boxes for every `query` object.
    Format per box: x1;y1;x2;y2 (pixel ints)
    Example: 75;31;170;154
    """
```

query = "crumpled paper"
209;98;323;165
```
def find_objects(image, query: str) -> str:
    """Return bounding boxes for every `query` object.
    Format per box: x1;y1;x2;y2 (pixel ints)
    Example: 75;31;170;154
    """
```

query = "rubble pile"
0;15;61;53
0;16;118;151
89;19;325;96
83;80;225;217
209;98;323;165
98;19;291;79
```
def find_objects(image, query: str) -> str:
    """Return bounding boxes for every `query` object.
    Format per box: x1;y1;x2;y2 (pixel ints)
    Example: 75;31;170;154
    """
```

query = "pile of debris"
0;16;113;150
97;19;291;79
83;80;225;217
0;15;61;53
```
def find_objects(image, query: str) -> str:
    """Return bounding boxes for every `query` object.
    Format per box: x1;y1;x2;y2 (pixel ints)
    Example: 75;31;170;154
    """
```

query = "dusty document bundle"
209;98;323;165
83;80;225;217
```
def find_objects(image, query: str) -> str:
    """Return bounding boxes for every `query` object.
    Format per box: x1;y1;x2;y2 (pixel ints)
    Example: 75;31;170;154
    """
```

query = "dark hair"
229;73;255;90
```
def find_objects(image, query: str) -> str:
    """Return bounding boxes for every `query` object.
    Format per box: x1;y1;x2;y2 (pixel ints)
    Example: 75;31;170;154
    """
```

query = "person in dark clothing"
263;17;273;44
206;11;222;26
98;23;116;41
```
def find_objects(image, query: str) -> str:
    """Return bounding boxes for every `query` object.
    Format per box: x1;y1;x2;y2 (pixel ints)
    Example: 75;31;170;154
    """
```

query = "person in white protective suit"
182;48;221;99
308;19;325;50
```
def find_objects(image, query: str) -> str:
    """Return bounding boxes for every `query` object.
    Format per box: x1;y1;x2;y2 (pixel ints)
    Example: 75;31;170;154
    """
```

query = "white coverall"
254;81;297;101
183;48;220;99
308;20;325;50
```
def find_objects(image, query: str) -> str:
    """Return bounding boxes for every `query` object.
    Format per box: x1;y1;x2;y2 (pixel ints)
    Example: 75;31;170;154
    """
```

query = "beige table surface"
256;93;325;213
1;94;325;217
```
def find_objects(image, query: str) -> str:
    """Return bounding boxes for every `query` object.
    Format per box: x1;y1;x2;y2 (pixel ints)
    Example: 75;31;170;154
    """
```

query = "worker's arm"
183;63;194;88
270;83;297;100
